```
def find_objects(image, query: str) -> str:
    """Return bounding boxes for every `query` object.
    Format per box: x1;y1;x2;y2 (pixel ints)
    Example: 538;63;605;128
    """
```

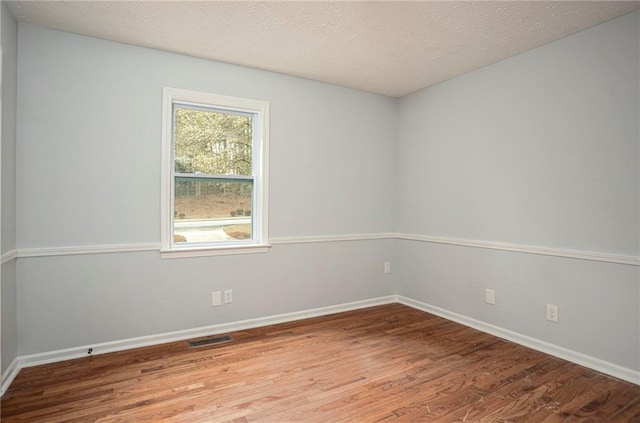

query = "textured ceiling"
6;1;640;97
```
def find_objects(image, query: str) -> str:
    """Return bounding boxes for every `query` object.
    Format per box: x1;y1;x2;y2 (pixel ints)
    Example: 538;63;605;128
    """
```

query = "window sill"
160;243;271;259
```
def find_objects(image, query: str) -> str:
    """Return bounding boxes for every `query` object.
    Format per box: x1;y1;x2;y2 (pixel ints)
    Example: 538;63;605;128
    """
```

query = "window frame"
161;87;270;258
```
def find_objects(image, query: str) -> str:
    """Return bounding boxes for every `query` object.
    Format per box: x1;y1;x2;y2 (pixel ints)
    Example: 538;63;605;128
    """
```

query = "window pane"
174;106;253;176
174;178;252;244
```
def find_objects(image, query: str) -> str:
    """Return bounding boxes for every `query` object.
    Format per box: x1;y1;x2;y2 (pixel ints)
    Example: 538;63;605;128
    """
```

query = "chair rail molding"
10;233;639;266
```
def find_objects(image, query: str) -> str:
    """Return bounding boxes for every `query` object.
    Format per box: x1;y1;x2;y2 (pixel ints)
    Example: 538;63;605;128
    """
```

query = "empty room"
1;1;639;421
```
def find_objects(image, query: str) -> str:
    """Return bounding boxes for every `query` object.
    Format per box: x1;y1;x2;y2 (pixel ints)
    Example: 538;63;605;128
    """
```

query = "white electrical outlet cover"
212;291;222;306
485;289;495;305
546;304;559;323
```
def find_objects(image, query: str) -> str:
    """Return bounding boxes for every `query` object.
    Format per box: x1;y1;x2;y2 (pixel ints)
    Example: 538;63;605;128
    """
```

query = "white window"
161;88;269;258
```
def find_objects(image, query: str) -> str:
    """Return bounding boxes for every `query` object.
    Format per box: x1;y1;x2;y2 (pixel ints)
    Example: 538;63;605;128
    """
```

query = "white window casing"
161;87;270;258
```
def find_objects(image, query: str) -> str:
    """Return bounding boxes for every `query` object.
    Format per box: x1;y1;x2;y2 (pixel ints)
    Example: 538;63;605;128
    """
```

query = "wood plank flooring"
2;303;640;422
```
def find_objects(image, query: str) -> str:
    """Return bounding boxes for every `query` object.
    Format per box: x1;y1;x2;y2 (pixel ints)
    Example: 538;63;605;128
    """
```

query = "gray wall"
15;24;396;355
1;2;18;375
396;11;639;370
16;25;396;247
18;241;394;353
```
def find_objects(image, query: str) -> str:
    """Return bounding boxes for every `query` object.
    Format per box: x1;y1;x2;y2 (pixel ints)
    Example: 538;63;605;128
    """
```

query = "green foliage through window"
174;107;253;176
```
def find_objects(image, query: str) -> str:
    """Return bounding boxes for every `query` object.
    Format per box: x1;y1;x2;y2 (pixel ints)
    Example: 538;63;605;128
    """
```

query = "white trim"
8;233;639;266
161;87;269;256
160;88;173;252
12;234;394;258
160;244;271;259
1;249;17;264
270;232;396;245
17;243;160;258
14;296;397;370
1;357;19;397
396;233;640;266
397;296;640;386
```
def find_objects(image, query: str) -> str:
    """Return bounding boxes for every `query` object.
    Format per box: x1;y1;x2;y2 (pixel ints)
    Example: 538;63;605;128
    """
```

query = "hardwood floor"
2;303;639;422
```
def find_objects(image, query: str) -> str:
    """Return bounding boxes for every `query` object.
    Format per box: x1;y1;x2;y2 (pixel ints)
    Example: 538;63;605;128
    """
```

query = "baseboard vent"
188;335;233;348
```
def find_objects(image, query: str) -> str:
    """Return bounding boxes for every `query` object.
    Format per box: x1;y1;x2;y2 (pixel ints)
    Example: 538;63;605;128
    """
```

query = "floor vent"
188;335;233;349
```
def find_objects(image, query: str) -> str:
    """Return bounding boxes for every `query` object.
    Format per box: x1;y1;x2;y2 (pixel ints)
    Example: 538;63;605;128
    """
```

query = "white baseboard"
1;357;19;397
397;295;640;386
3;294;638;396
9;295;398;381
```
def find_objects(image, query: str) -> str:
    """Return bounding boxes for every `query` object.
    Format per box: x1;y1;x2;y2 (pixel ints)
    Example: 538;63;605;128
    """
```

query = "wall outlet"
212;291;222;307
546;304;559;323
224;289;233;304
384;261;391;274
485;289;495;305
